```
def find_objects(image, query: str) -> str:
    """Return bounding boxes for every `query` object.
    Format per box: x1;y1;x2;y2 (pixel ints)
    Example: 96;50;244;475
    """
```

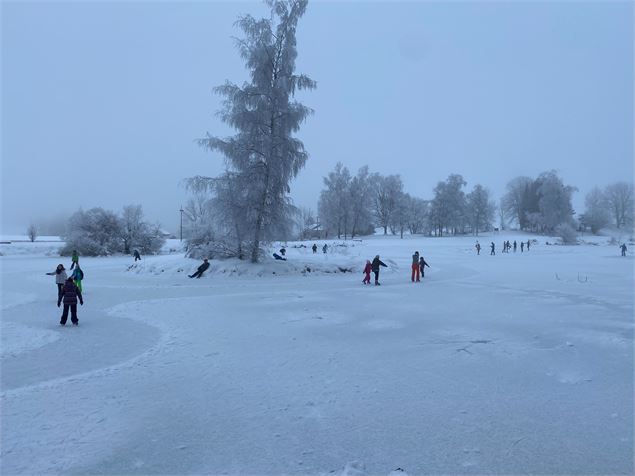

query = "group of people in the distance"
475;240;531;256
46;250;84;326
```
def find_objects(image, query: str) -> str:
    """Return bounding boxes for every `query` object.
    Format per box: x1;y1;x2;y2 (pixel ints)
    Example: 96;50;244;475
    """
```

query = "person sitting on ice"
273;252;286;261
189;258;210;278
279;247;286;257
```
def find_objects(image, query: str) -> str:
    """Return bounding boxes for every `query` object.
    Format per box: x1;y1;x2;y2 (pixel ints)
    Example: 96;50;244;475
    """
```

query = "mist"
2;1;632;235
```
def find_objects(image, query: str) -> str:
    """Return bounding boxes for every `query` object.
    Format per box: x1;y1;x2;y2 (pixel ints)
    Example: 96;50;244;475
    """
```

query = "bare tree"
605;182;634;229
27;224;37;242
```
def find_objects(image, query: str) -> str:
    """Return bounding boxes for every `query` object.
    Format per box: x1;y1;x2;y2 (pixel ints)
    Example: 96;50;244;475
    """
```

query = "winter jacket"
412;253;419;265
371;257;387;272
72;268;84;281
363;263;372;274
419;257;429;269
197;262;210;273
58;280;83;306
71;252;79;263
47;268;68;284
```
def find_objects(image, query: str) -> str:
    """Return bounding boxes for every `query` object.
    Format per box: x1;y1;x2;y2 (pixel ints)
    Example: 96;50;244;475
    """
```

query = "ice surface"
1;232;633;474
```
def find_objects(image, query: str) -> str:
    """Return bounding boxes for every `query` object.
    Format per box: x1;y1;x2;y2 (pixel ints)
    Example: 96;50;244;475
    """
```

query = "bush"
555;222;578;245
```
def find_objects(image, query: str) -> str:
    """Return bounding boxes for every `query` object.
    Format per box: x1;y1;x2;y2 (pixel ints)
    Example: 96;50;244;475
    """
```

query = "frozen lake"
1;233;633;475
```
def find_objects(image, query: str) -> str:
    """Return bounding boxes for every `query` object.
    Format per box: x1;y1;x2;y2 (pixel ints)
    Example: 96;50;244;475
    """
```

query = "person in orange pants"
411;251;420;282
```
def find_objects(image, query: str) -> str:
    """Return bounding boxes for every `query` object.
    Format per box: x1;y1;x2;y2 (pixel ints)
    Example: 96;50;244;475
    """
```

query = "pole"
179;206;184;241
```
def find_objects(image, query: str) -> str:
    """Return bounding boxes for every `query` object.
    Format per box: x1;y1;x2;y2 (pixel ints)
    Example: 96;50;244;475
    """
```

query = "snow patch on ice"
1;321;60;358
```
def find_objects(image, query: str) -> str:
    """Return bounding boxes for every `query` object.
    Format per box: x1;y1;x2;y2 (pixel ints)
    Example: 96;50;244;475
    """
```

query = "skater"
513;241;517;252
371;255;387;285
526;240;531;251
188;258;210;278
273;252;286;261
419;256;430;278
58;277;83;326
411;251;420;282
312;243;318;254
70;250;79;270
279;247;286;257
322;244;328;254
46;264;67;301
475;242;481;255
621;243;627;256
490;242;495;256
362;260;372;284
133;249;141;261
71;264;84;293
520;241;524;252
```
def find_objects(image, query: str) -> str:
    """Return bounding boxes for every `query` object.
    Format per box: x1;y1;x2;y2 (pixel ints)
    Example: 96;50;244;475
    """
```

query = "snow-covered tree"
348;166;375;238
372;174;403;235
120;205;144;255
501;176;533;229
318;163;352;238
429;174;467;236
604;182;634;229
62;208;123;256
466;184;495;235
406;196;429;235
196;0;315;262
27;224;37;242
580;187;610;234
536;171;577;233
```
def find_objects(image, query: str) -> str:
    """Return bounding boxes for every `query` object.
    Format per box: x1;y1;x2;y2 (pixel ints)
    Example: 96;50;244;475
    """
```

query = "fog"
2;1;632;235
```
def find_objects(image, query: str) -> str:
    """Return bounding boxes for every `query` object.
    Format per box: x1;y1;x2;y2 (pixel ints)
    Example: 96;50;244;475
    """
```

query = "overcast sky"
2;0;633;234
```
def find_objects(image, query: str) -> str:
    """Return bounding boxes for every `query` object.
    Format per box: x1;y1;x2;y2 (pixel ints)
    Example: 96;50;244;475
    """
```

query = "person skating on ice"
371;255;387;285
189;258;210;278
58;277;83;326
46;264;67;301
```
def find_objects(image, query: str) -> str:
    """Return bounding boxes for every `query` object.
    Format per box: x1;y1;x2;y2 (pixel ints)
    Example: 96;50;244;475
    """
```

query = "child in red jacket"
362;260;372;284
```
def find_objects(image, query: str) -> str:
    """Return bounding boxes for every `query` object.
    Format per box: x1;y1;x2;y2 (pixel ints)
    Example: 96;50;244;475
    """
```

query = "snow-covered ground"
1;232;633;475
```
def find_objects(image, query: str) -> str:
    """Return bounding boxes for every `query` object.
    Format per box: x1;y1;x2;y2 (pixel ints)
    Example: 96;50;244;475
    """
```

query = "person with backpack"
419;256;430;278
362;260;372;285
58;277;84;326
71;264;84;293
188;258;210;278
46;264;67;301
371;255;387;285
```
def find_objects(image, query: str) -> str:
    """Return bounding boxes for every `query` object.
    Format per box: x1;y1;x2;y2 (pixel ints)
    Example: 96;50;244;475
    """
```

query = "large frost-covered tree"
604;182;634;229
430;174;466;236
501;176;533;229
318;163;352;239
195;0;315;262
580;187;610;234
372;174;403;235
466;184;495;235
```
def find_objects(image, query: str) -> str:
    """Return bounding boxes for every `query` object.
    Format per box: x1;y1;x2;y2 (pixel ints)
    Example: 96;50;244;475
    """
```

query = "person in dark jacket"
312;243;318;254
621;243;627;256
513;240;517;252
58;277;83;326
273;252;286;261
133;249;141;261
371;255;387;285
279;247;286;257
520;241;524;252
189;258;210;278
475;241;481;255
322;244;328;254
419;256;430;278
46;264;67;301
490;242;495;255
526;240;531;251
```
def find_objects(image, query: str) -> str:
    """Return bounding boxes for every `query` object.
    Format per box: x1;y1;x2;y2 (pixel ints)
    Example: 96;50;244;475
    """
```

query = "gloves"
57;302;61;308
80;301;84;306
